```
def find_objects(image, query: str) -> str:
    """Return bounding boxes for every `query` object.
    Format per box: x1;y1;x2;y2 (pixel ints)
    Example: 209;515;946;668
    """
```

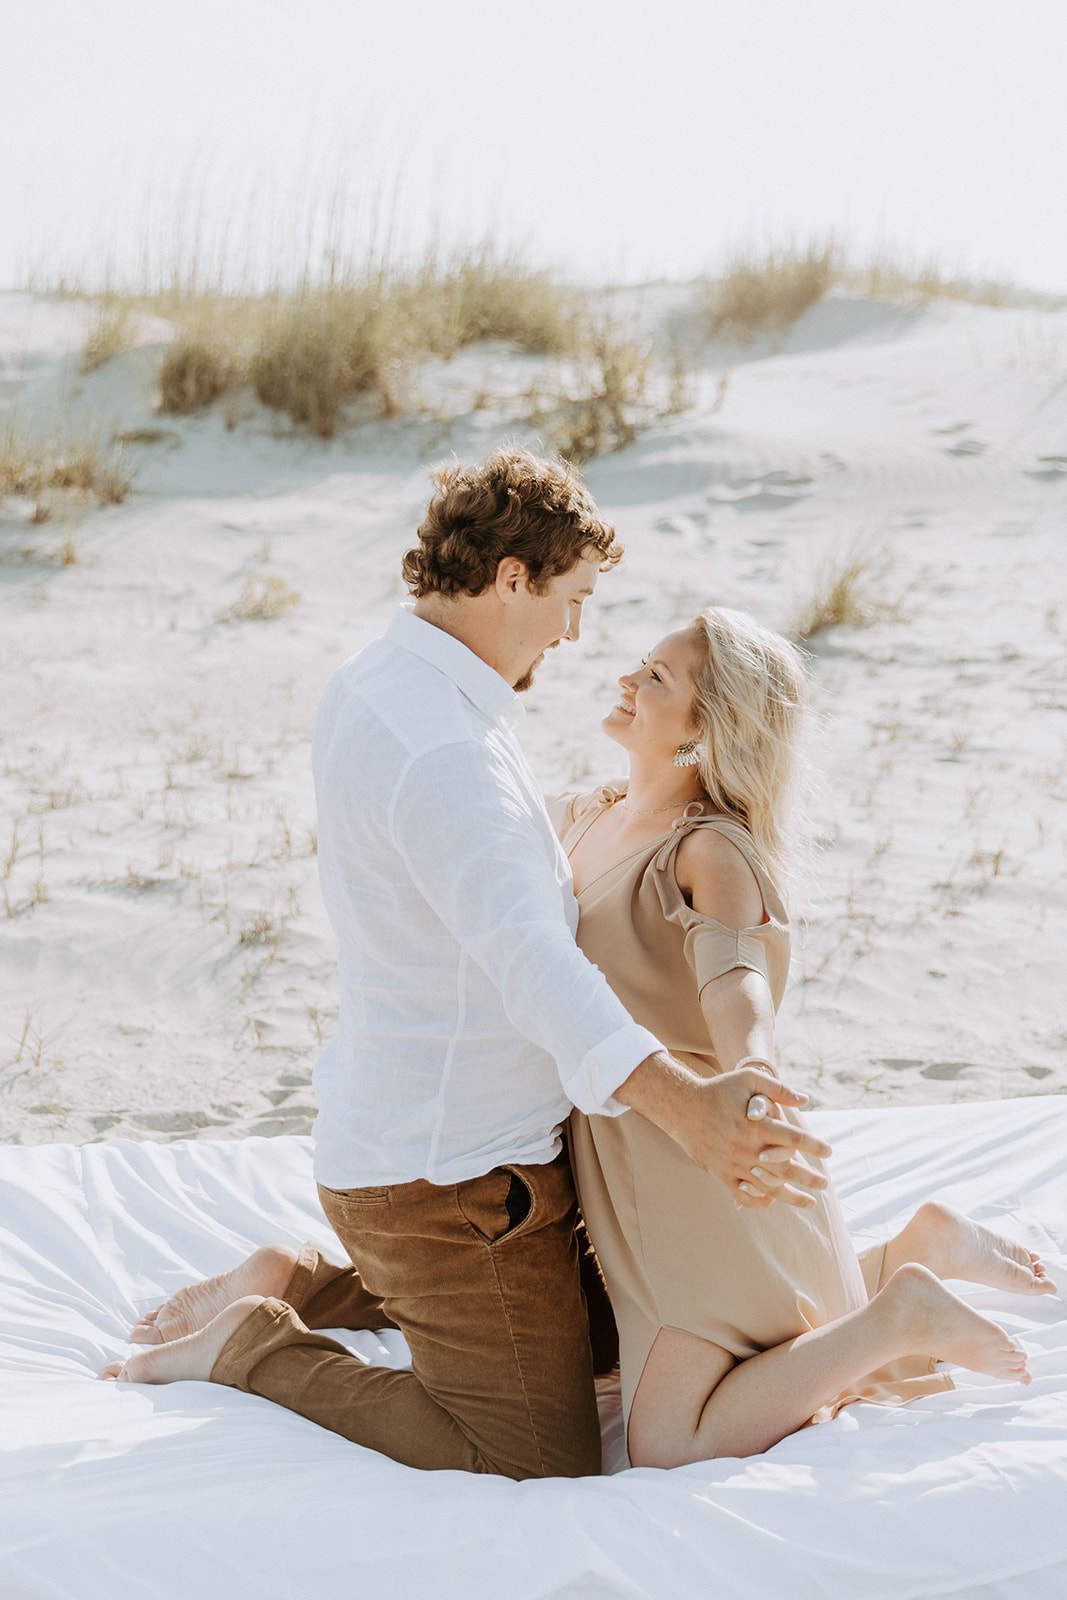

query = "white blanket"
2;1098;1066;1600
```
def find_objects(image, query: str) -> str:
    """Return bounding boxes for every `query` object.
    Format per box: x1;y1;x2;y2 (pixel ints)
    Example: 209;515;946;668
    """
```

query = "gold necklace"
618;795;702;818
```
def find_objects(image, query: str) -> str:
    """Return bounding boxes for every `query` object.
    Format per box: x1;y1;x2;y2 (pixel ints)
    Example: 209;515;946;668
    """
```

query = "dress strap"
652;811;751;870
564;783;626;854
651;813;782;920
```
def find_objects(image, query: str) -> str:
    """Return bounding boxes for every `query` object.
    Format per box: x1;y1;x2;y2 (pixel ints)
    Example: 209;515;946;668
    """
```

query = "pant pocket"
456;1167;530;1245
503;1169;532;1231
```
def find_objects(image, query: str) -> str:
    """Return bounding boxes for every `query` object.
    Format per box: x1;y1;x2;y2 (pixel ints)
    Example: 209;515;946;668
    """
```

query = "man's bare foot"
102;1296;265;1384
885;1202;1057;1297
131;1244;298;1344
880;1263;1031;1383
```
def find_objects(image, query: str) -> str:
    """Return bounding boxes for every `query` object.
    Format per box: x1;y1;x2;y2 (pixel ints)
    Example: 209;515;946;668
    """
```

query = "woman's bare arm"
678;828;825;1202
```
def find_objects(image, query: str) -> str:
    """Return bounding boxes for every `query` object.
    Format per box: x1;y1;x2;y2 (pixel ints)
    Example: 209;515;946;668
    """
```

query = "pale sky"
3;0;1065;291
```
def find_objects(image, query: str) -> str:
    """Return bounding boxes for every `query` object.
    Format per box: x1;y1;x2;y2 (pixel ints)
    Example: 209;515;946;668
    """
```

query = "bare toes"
1027;1254;1059;1294
98;1362;126;1381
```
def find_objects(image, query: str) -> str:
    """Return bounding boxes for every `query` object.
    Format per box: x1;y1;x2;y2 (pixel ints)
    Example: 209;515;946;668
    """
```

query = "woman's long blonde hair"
689;607;810;891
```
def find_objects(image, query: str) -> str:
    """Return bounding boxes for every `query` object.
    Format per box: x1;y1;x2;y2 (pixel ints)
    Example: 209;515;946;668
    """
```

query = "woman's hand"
696;1065;830;1208
618;1054;831;1208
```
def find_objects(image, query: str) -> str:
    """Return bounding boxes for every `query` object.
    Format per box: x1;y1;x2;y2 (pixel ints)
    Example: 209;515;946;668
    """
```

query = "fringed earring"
673;741;703;768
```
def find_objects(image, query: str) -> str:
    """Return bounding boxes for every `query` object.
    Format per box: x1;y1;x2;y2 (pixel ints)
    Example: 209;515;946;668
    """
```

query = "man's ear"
495;557;530;601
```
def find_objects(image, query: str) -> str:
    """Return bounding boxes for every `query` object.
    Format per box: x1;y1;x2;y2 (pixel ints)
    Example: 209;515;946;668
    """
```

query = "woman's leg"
628;1262;1030;1469
876;1202;1057;1295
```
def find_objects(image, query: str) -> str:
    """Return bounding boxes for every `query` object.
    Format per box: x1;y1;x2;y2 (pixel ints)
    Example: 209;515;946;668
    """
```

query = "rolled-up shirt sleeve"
389;740;661;1114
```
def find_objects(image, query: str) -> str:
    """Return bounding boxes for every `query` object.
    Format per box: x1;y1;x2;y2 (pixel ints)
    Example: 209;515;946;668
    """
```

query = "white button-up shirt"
310;606;662;1188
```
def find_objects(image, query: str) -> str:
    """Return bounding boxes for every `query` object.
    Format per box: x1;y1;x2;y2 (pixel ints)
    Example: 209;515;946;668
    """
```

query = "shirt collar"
386;605;523;724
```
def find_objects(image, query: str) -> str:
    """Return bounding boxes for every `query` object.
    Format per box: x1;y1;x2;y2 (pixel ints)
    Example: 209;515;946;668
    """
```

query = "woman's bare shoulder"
674;823;764;929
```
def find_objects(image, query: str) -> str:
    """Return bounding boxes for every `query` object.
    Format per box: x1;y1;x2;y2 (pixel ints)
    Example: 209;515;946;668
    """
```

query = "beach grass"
79;298;135;374
532;317;695;464
0;423;135;510
132;247;583;435
221;575;302;623
840;257;1025;308
700;240;839;343
59;239;686;453
697;240;1061;345
44;216;1061;455
790;541;901;641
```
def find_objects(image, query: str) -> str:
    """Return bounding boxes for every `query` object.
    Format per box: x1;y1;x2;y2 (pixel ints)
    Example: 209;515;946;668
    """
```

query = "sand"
1;287;1065;1147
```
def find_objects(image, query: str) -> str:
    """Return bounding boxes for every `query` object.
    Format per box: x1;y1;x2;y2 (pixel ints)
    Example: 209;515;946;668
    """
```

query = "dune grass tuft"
697;241;1048;348
159;332;242;414
222;575;302;623
140;247;581;433
533;320;688;465
701;241;839;343
790;543;901;642
409;249;577;358
0;426;135;508
249;287;398;435
80;299;134;373
842;257;1025;308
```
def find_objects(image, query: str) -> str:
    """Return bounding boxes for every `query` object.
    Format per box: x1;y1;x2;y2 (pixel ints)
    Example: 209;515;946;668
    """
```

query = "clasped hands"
678;1065;831;1210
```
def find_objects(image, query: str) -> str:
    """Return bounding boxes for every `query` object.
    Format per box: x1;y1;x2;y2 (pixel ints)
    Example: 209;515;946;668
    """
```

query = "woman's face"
603;626;705;762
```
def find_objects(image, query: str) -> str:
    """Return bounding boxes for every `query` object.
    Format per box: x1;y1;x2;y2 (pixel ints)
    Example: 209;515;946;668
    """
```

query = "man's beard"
514;642;556;693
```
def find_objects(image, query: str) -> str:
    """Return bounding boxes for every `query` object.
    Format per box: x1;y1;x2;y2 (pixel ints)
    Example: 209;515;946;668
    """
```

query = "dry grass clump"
0;426;134;508
141;248;580;434
702;241;839;342
790;543;901;642
249;286;399;435
222;575;301;622
842;257;1021;308
545;327;650;464
534;320;688;465
696;240;1038;344
80;299;134;373
159;332;242;413
406;249;577;358
248;253;576;435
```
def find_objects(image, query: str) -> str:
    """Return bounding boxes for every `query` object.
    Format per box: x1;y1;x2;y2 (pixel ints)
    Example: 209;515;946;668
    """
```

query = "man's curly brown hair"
401;447;622;598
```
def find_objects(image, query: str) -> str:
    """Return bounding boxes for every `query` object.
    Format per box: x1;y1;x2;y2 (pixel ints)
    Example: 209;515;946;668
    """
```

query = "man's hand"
615;1053;831;1208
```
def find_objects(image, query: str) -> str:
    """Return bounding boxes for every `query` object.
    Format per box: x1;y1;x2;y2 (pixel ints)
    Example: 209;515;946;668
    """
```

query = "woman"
550;606;1055;1469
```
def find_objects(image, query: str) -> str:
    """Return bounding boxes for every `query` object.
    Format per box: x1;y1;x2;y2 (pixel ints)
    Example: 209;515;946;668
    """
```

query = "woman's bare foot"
880;1262;1031;1383
102;1296;265;1384
885;1202;1057;1297
131;1244;298;1344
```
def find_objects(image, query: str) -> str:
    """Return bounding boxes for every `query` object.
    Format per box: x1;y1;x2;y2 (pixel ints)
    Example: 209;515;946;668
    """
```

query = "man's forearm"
614;1051;703;1143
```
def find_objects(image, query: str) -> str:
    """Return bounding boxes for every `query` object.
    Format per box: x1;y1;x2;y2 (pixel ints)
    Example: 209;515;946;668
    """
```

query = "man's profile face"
510;553;602;692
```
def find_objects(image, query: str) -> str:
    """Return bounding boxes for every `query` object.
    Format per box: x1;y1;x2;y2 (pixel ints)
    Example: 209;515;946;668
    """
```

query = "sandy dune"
1;288;1065;1146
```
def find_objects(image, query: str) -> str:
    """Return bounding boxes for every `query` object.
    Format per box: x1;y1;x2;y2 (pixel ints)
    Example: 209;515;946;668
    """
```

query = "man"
106;447;829;1479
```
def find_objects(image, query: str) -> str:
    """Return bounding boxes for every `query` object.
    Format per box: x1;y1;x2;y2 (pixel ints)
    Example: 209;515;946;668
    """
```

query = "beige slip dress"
551;786;952;1439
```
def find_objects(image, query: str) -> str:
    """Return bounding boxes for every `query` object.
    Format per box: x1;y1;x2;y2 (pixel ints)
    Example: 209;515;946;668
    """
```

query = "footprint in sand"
1024;455;1067;481
654;511;713;550
131;1109;229;1134
706;470;814;512
931;423;987;457
944;439;987;457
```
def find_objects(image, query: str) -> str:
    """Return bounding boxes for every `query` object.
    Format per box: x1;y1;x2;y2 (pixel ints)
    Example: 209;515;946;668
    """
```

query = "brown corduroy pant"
209;1148;617;1480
